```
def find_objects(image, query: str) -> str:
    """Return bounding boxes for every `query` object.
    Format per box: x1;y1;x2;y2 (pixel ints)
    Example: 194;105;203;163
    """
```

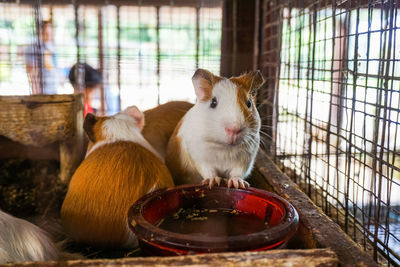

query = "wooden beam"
11;249;338;266
17;0;222;8
14;0;385;9
220;0;258;77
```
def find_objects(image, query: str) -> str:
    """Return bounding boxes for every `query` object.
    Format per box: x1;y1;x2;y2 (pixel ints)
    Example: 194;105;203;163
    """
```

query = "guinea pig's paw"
227;176;249;189
202;177;225;189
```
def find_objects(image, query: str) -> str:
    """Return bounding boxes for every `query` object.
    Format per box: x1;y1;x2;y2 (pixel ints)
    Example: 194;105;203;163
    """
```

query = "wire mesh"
264;0;400;265
0;0;222;114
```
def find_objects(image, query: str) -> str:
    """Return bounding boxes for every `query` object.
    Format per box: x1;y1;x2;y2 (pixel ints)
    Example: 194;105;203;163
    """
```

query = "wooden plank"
254;150;378;267
0;94;79;104
0;94;83;147
9;249;338;267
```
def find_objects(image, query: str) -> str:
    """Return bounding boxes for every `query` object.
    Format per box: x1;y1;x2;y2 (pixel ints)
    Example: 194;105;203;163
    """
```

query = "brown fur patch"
92;117;107;142
83;113;98;142
230;71;265;128
85;117;108;155
230;70;265;95
61;141;174;247
165;119;196;185
235;85;256;125
142;101;193;159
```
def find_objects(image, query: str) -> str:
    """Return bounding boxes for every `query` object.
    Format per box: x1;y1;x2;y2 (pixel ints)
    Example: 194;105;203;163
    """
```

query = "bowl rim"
128;184;299;252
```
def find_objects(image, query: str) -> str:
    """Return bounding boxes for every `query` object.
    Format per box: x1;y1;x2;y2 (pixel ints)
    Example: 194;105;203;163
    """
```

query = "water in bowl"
156;207;269;236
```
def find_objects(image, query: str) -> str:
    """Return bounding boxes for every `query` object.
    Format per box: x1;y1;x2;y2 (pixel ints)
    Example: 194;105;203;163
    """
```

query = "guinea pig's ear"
123;105;145;131
248;70;265;94
234;70;265;95
192;69;222;101
83;113;98;142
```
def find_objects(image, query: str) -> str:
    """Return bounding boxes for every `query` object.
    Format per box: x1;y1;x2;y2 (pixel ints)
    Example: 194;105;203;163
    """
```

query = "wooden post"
220;0;258;77
59;94;85;183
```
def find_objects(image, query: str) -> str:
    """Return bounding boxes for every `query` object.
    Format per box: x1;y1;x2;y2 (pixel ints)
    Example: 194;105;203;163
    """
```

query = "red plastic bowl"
128;184;298;256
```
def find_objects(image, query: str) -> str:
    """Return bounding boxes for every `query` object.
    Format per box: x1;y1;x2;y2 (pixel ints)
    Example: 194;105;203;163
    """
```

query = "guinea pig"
60;106;174;248
166;69;265;189
0;209;58;264
142;101;194;161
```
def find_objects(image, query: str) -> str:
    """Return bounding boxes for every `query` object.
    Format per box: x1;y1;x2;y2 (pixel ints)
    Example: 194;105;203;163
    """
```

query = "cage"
0;0;399;266
266;0;400;265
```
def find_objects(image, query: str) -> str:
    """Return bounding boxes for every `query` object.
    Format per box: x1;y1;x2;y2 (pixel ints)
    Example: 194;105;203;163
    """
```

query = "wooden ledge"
7;249;337;267
0;94;84;147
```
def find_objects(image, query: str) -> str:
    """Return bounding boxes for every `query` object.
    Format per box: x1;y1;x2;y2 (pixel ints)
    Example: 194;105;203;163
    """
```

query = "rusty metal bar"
73;0;84;93
98;7;105;114
82;7;86;62
73;0;80;64
49;5;53;24
34;0;43;94
195;6;200;69
156;5;160;105
117;5;121;111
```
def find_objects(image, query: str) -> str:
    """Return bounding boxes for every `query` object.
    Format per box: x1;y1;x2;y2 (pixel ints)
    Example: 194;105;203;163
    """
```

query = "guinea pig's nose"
225;126;242;136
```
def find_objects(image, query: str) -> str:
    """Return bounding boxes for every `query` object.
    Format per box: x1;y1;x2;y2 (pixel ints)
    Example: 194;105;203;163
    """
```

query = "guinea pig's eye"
210;97;218;108
246;99;252;109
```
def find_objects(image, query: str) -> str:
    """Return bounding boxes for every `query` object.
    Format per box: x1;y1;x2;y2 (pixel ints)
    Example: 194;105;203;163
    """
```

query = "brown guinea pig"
166;69;265;189
60;106;174;248
142;101;194;161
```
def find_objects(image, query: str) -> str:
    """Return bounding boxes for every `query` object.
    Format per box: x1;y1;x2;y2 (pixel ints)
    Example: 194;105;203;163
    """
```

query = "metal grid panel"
266;0;400;265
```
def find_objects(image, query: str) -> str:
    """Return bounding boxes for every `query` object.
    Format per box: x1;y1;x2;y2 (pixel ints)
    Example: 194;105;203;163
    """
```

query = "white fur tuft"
0;210;59;264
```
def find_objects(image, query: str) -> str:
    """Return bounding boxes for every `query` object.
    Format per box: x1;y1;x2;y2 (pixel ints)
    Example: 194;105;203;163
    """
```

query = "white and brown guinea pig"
61;106;174;248
0;209;58;264
142;101;194;161
166;69;265;189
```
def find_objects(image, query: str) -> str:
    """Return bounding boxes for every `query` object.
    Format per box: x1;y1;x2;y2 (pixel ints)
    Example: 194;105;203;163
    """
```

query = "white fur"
0;210;58;264
177;79;260;184
86;112;163;162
